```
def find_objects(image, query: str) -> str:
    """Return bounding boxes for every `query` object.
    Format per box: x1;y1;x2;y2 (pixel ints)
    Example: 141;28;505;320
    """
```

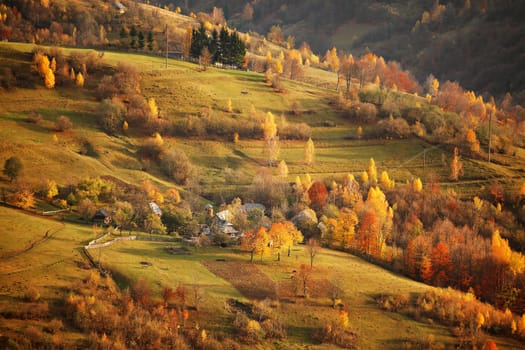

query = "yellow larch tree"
304;138;315;166
379;170;394;190
148;97;158;117
368;158;378;185
278;160;288;180
44;68;55;88
75;72;84;87
413;178;423;193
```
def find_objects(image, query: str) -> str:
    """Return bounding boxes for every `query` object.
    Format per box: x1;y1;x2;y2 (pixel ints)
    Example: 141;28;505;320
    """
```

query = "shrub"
377;293;410;312
279;122;312;140
8;184;35;209
130;278;153;307
25;111;43;124
3;156;23;181
160;148;193;185
347;102;378;123
0;67;15;89
98;98;125;135
54;115;73;132
377;116;411;138
24;287;41;302
358;89;387;105
311;321;357;348
44;318;63;334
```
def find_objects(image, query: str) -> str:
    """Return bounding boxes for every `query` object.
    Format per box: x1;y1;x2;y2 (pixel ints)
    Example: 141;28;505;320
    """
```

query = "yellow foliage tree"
183;25;192;59
278;160;288;180
44;68;55;88
122;120;129;131
450;147;463;181
274;59;283;75
269;221;303;260
50;57;56;72
430;78;439;96
44;179;58;199
325;208;358;249
379;171;394;190
465;129;480;152
361;171;369;185
304;138;315;166
75;72;84;87
153;132;164;147
165;188;181;204
241;226;271;262
368;158;378;185
518;182;525;196
226;98;233;113
413;178;423;193
148;98;159;117
262;112;277;140
265;51;273;67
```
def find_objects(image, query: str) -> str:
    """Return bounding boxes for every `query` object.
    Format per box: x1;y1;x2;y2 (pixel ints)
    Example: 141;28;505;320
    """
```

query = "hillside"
1;204;523;349
0;40;525;348
168;0;525;102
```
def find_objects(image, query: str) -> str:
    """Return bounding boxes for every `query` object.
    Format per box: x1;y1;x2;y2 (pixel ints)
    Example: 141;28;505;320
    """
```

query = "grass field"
97;240;524;349
1;42;522;200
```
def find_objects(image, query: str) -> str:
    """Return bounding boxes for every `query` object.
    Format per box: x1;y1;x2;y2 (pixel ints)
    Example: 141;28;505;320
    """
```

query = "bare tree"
307;238;319;268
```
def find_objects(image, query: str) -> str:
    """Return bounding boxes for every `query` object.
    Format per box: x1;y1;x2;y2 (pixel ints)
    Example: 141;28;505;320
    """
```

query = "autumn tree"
294;264;312;298
340;53;356;96
359;186;393;258
113;201;135;234
242;3;254;21
267;25;284;46
308;181;328;210
465;129;480;153
8;183;35;209
34;52;55;88
262;112;279;166
269;221;303;261
368;158;378;185
413;178;423;193
75;72;84;87
324;47;340;89
3;156;23;181
183;25;192;59
277;160;288;181
450;147;463;181
241;226;271;263
425;74;439;97
430;242;452;286
324;207;358;250
199;47;212;71
358;210;380;256
379;170;394;191
307;238;319;268
304;138;315;166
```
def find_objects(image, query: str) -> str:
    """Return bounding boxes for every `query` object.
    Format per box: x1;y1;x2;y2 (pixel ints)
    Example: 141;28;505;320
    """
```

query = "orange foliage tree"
308;181;328;210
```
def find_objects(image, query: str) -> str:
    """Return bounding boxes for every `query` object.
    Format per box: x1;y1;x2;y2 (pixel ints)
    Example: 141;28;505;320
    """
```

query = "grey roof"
242;203;266;212
149;202;162;216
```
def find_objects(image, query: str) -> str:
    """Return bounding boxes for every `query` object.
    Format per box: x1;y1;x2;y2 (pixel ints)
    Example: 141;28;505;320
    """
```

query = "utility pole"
165;24;168;69
488;102;493;163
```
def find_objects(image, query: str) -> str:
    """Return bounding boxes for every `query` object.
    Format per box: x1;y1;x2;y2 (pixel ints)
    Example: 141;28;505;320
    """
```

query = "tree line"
189;24;246;68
